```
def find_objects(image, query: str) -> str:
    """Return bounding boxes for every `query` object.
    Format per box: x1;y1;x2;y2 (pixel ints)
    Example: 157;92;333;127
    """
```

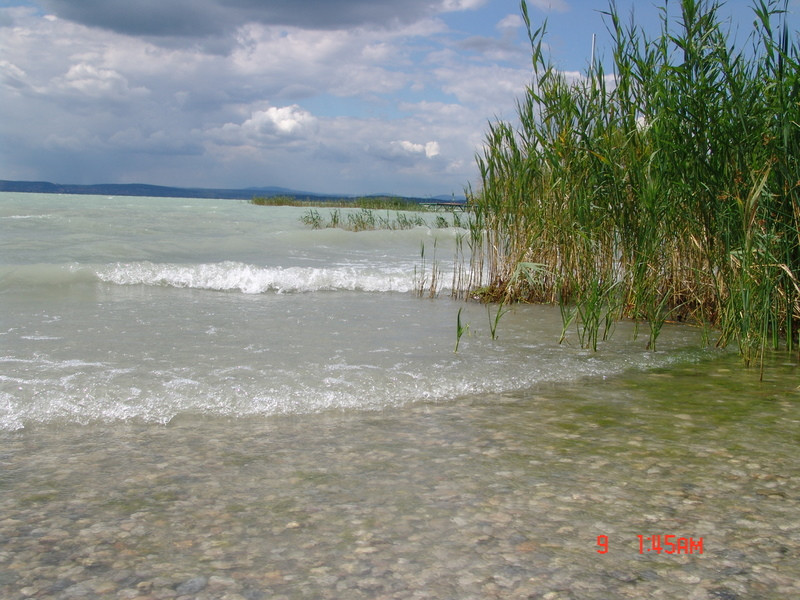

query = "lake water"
1;192;798;599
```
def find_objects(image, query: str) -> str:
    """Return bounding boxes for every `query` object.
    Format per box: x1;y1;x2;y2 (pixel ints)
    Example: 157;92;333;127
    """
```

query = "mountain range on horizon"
0;179;464;203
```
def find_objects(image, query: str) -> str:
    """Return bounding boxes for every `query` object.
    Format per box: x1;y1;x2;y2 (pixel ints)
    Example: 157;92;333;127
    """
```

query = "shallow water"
1;355;798;599
1;193;798;598
1;192;711;431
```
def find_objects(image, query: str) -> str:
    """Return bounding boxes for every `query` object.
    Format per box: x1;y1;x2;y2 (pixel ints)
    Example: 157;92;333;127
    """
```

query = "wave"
100;261;422;293
0;263;99;287
0;261;425;294
0;341;712;432
0;214;53;220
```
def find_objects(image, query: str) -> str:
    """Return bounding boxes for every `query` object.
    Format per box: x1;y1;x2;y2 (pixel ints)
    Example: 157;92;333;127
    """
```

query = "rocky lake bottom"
1;356;799;600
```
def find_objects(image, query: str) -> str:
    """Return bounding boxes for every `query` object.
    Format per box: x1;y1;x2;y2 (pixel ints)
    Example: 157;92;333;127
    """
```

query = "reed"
415;240;442;298
455;307;470;352
461;0;799;362
488;300;510;340
300;207;458;232
252;195;432;210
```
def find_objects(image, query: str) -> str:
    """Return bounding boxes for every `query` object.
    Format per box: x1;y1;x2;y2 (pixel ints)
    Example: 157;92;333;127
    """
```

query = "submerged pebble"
2;361;799;600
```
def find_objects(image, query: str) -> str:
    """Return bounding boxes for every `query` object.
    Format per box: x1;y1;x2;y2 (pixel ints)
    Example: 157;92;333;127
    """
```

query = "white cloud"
55;63;148;99
0;0;535;195
244;106;318;137
434;63;530;115
394;140;440;158
497;14;524;31
0;60;28;89
425;141;441;157
207;105;318;148
229;24;414;99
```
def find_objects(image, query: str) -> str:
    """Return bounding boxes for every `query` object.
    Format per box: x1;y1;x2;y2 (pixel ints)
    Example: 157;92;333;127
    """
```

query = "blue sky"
1;0;798;197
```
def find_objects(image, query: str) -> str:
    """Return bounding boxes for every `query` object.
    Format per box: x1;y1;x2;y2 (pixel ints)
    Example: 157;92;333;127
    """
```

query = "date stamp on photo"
596;534;704;555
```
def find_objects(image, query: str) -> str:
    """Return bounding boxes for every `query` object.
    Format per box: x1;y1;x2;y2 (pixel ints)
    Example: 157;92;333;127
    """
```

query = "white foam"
0;341;709;432
97;261;422;294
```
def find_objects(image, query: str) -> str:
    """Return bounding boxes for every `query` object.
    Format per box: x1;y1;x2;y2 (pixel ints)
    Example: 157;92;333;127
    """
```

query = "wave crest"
98;261;416;294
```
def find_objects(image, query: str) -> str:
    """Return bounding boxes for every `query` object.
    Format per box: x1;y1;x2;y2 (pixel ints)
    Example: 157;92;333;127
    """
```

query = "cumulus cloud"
394;140;441;158
207;105;317;148
0;59;29;93
434;62;529;115
8;0;789;197
254;106;316;135
228;24;411;99
0;0;534;195
497;14;524;31
55;63;149;99
241;105;317;139
360;138;443;173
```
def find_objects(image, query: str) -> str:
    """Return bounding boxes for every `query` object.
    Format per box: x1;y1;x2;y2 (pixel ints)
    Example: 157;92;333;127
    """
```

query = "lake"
1;192;798;598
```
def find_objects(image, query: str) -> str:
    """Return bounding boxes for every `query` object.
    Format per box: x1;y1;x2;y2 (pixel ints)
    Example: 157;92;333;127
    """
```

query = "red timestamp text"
596;534;704;555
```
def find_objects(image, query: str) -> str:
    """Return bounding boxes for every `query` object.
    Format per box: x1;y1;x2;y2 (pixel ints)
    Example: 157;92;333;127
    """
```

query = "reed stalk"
488;300;510;341
455;307;470;352
415;241;442;298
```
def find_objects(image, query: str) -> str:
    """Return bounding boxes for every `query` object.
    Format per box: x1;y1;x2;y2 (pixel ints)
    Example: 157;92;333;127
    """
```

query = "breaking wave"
1;261;430;294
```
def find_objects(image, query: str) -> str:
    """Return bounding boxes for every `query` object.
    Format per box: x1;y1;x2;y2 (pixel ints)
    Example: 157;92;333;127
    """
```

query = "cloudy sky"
1;0;798;197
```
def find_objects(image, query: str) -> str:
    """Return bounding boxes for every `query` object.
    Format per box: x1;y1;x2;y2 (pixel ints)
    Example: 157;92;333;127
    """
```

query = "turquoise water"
1;192;714;431
1;192;798;598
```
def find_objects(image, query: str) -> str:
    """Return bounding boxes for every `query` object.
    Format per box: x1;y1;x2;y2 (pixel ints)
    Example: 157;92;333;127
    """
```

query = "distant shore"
0;179;455;204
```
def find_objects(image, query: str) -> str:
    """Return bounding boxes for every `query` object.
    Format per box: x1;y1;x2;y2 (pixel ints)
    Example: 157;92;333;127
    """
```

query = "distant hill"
0;180;463;203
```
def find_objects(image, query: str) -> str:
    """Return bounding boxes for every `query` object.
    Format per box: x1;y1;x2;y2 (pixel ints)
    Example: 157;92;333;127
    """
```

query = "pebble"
1;365;799;599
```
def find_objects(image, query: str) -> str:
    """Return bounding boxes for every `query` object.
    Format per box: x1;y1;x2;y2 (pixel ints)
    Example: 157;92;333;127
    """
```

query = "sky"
1;0;798;197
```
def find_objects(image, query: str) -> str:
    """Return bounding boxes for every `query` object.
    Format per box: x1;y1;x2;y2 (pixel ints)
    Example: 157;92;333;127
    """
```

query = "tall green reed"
461;0;799;363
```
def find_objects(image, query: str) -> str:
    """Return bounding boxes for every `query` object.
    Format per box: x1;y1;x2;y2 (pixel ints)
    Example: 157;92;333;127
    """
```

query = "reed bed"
251;195;431;211
300;207;465;232
460;0;799;365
